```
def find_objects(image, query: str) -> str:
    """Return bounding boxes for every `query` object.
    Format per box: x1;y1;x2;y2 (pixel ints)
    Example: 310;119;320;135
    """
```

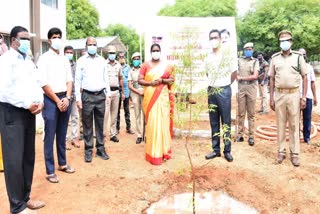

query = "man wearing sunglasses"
269;30;308;167
0;26;45;214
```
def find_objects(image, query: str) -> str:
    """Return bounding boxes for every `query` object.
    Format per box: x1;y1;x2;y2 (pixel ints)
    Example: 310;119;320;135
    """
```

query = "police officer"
104;45;125;143
257;52;269;114
269;30;307;167
237;42;259;146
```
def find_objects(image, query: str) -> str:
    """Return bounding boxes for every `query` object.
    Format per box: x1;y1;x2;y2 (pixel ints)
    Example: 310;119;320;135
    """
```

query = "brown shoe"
27;200;45;210
291;156;300;167
276;153;286;164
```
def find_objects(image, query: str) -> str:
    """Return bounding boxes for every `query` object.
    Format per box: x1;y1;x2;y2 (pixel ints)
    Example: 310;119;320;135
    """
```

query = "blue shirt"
121;64;131;98
0;49;43;109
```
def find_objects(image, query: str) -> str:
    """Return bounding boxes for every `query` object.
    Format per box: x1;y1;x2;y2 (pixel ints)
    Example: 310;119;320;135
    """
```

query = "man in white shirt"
0;26;45;214
299;48;317;144
204;29;237;162
37;27;75;183
75;37;111;162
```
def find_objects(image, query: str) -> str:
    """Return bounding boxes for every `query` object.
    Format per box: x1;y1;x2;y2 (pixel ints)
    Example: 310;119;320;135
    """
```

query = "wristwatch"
301;97;307;102
67;96;71;101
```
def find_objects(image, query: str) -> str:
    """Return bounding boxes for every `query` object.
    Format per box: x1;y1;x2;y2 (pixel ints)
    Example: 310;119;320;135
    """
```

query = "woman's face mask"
151;51;161;60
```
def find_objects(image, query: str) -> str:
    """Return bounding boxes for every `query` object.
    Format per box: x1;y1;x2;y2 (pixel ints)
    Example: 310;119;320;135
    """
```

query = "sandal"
46;174;59;183
66;142;72;150
71;140;80;148
58;165;75;174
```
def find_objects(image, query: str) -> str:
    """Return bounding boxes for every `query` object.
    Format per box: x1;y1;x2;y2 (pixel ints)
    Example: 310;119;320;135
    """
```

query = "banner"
144;16;237;93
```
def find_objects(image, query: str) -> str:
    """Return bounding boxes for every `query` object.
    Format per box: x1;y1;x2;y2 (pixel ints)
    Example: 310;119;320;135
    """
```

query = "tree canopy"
158;0;237;17
238;0;320;57
101;24;141;63
66;0;101;39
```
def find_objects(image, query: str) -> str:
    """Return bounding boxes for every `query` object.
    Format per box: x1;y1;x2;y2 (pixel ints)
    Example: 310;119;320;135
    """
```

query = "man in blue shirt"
116;52;134;135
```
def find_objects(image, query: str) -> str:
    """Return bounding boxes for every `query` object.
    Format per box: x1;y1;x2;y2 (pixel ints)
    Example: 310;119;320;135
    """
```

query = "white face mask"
51;38;62;50
151;51;161;60
210;39;220;49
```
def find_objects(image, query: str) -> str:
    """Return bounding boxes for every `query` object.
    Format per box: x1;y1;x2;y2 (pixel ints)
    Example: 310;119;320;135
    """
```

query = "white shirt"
37;49;72;93
205;48;237;87
300;63;315;99
75;54;111;101
0;49;43;109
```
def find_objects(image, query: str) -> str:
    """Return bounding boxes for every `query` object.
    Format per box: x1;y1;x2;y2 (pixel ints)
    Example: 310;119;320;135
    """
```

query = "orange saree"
141;61;174;165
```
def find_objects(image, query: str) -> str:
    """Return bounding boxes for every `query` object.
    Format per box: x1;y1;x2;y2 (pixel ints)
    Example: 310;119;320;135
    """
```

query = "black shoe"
224;153;233;162
136;137;143;144
236;136;244;142
205;151;221;160
126;129;135;134
110;136;119;143
85;152;92;163
248;137;254;146
96;150;109;160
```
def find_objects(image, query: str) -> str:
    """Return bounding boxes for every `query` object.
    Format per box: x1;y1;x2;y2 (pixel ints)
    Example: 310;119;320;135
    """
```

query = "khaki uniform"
258;60;269;112
269;51;307;157
128;67;144;138
237;57;259;138
104;60;123;138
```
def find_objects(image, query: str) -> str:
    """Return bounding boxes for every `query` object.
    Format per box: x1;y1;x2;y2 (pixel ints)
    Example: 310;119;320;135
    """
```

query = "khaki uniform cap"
278;30;293;41
107;45;117;53
243;42;253;49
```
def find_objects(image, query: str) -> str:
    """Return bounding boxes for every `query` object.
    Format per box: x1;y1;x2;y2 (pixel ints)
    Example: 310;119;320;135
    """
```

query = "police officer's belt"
276;87;299;94
83;89;105;95
238;80;256;85
110;87;119;91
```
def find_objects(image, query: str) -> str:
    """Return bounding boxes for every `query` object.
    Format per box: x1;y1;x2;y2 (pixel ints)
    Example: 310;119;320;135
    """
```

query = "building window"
41;0;58;9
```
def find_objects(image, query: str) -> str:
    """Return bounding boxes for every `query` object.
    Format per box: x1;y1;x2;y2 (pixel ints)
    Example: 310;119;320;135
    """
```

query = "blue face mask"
244;50;253;58
65;53;73;61
108;54;116;61
280;41;291;51
132;60;140;67
87;46;97;55
18;39;30;54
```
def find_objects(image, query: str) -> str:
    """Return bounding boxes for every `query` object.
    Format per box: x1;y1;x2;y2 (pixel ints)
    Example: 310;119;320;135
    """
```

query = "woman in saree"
138;43;175;165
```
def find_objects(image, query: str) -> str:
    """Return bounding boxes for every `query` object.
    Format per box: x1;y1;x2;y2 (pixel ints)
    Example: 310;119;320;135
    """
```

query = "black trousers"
116;96;131;131
0;102;35;213
81;91;106;154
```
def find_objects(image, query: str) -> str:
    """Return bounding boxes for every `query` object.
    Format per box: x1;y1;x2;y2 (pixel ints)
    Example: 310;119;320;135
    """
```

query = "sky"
89;0;253;33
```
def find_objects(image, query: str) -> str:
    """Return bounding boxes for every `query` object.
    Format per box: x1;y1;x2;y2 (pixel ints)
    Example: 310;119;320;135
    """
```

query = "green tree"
158;0;237;17
66;0;101;39
101;24;141;63
238;0;320;56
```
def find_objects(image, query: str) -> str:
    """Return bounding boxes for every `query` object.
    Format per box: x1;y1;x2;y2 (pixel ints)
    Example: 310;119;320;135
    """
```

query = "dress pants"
207;85;232;154
302;98;313;142
66;97;79;141
116;96;131;131
43;94;71;175
275;91;300;156
104;90;120;138
82;91;106;154
237;83;257;138
131;91;144;138
0;102;36;213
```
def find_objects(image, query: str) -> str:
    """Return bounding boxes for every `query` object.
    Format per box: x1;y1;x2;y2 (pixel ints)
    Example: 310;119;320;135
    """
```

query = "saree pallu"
0;135;3;171
142;62;174;165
